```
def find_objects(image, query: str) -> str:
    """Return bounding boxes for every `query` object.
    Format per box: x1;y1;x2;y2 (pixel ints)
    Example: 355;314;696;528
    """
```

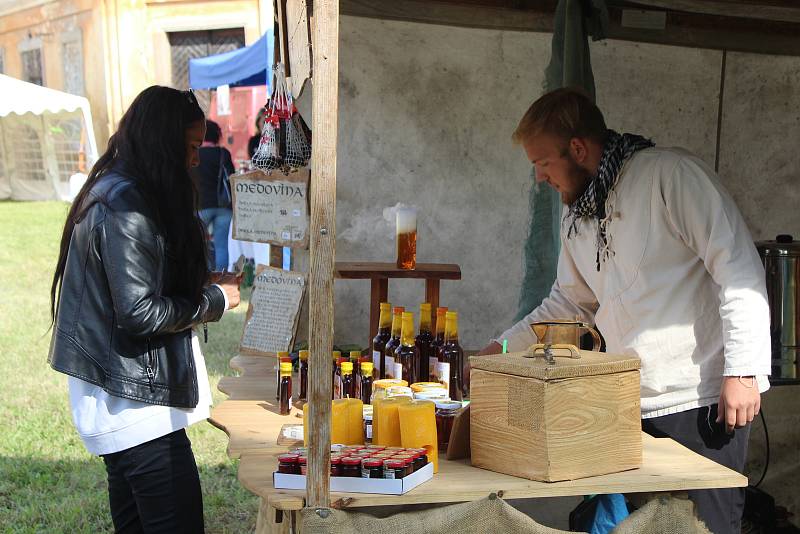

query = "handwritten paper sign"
231;169;309;248
240;265;306;356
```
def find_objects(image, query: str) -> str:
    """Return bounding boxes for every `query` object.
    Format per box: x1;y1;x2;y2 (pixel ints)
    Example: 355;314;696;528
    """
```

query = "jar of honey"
372;379;409;403
277;454;300;474
298;455;307;475
341;457;362;477
361;458;384;478
383;459;406;479
434;400;463;451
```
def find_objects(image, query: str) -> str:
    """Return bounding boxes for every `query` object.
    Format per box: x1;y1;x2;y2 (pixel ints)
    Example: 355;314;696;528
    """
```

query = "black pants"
101;429;204;534
641;404;750;534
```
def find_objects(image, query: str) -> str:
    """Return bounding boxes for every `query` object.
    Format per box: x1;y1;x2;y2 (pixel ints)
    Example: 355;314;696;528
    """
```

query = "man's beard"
561;156;593;205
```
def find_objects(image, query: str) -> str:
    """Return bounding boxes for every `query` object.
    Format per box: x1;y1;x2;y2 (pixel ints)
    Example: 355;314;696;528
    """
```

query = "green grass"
0;201;258;533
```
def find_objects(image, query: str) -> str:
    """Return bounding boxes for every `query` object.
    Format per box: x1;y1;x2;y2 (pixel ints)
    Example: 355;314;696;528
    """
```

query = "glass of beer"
396;207;417;270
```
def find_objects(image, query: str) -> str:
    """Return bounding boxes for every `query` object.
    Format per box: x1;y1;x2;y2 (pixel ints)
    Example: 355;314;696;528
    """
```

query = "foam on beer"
396;208;417;234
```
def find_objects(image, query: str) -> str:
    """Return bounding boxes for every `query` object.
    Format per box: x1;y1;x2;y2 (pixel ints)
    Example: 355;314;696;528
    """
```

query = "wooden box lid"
469;349;640;381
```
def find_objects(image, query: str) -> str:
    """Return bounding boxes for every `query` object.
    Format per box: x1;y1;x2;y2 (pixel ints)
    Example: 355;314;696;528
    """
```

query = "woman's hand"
210;272;242;309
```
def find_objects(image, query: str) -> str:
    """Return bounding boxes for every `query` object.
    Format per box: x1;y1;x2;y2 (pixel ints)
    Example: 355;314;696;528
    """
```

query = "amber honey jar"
277;454;300;474
434;400;462;450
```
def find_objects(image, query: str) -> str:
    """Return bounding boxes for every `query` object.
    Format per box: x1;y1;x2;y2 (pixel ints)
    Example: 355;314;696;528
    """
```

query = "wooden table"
210;355;748;533
334;262;461;350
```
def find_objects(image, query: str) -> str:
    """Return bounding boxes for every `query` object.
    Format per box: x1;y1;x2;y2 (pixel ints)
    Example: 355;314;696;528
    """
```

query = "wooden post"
306;0;339;510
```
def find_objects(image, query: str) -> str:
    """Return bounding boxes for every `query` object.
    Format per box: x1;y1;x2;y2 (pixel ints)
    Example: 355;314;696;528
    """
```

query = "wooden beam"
306;0;339;511
341;0;554;32
342;0;800;57
614;0;800;24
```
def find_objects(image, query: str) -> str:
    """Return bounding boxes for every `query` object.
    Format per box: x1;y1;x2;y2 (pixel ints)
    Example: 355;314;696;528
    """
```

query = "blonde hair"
513;87;607;145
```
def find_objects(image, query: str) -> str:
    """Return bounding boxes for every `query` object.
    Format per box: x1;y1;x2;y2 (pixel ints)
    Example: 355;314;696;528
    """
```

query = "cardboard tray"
273;462;434;495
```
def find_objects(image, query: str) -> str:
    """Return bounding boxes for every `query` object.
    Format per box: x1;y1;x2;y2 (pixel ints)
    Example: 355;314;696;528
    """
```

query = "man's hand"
464;342;504;389
716;376;760;434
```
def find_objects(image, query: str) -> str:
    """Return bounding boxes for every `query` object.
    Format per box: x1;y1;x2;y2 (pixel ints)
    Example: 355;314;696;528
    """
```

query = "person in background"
193;119;235;271
479;88;770;534
248;106;268;159
49;86;241;533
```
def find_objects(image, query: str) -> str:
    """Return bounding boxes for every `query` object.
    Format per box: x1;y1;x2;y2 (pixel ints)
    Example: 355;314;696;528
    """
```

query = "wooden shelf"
334;261;462;350
335;262;461;280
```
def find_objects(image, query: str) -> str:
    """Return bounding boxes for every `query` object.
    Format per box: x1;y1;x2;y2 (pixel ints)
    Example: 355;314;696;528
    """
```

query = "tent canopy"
189;31;274;90
0;74;99;201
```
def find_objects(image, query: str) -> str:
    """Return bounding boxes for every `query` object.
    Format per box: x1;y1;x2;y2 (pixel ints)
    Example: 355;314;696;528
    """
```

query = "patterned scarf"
566;130;655;271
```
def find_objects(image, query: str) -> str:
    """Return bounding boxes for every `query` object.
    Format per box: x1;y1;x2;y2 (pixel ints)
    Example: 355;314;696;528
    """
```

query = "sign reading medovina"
231;169;310;248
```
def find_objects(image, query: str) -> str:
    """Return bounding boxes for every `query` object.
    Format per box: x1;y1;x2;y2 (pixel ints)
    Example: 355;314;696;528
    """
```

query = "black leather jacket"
48;171;226;408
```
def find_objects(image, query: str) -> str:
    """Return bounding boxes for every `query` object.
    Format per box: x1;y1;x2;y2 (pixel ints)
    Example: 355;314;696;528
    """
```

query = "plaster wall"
323;14;800;521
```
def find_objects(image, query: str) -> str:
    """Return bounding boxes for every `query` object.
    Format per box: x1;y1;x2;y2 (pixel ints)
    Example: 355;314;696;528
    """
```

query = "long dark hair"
51;86;208;321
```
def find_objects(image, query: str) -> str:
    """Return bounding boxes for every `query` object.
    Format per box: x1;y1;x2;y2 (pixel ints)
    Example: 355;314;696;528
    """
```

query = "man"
481;88;770;534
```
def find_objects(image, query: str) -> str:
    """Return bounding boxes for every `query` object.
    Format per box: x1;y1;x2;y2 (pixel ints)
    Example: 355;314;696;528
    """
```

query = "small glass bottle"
429;307;448;380
360;361;374;405
363;411;373;444
395;311;419;385
439;311;465;401
276;351;290;400
279;362;293;415
383;306;404;380
333;355;345;400
349;351;362;400
340;361;355;399
298;350;309;401
372;302;392;379
415;303;434;382
331;350;342;399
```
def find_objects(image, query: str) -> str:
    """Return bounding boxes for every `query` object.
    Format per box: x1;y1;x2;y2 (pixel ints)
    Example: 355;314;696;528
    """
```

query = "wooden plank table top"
210;355;748;511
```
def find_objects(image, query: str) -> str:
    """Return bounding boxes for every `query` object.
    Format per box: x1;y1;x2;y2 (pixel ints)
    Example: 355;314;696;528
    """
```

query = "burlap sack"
300;495;579;534
611;496;712;534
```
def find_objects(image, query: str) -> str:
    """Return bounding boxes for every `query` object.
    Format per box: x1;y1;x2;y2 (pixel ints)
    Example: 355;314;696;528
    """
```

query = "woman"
193;120;235;270
49;86;240;533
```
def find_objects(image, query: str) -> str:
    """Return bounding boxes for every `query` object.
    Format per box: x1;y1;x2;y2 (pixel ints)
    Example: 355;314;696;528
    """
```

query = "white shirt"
68;332;212;455
69;286;228;456
499;147;771;418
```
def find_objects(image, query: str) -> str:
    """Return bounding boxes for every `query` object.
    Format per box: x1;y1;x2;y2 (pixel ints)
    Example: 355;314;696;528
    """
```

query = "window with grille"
21;48;43;86
50;118;84;181
11;122;46;181
62;34;85;96
168;29;245;112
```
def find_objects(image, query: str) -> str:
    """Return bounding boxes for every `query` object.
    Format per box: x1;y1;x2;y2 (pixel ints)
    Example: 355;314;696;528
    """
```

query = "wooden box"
469;349;642;482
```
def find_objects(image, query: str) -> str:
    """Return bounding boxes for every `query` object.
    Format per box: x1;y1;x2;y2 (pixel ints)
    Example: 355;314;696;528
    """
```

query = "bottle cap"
280;362;293;373
277;351;290;358
278;454;299;463
434;399;463;411
332;350;341;360
380;302;391;310
361;361;374;375
349;351;361;360
299;350;309;361
341;361;354;373
392;306;405;314
363;458;383;468
341;457;362;466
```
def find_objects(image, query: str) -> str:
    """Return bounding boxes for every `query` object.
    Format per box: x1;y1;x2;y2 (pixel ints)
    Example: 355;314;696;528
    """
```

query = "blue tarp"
189;30;274;90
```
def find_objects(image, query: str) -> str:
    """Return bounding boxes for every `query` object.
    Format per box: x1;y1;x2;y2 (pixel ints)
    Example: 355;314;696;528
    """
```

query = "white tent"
0;74;99;201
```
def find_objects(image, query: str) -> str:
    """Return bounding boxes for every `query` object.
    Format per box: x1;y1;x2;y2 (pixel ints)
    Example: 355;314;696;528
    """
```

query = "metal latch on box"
526;320;601;365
